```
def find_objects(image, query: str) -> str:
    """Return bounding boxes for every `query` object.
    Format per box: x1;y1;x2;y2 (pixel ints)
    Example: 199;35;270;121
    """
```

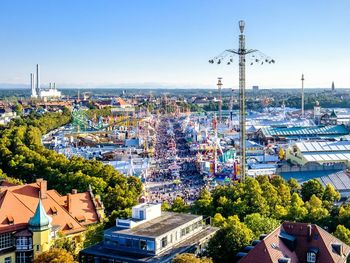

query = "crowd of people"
145;117;205;204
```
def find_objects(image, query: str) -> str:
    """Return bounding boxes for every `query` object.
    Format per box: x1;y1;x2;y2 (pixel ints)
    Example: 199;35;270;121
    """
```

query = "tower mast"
238;21;247;182
301;74;305;118
209;20;274;182
217;77;223;124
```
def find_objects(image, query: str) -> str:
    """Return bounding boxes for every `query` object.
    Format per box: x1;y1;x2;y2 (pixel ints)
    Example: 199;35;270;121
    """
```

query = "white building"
80;203;218;263
30;64;61;100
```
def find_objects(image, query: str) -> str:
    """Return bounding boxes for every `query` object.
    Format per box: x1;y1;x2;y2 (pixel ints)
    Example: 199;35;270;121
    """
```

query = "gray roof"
106;212;201;238
82;226;218;262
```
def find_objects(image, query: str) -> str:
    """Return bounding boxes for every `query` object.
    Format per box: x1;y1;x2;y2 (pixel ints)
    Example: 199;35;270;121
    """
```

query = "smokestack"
49;82;52;89
36;64;40;95
30;73;34;97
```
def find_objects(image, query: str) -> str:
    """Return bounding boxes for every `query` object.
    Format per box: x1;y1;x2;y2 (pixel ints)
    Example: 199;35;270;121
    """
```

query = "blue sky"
0;0;349;89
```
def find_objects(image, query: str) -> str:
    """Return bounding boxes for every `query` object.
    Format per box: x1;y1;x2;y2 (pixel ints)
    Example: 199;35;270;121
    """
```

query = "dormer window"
6;216;14;225
75;215;86;223
50;206;57;215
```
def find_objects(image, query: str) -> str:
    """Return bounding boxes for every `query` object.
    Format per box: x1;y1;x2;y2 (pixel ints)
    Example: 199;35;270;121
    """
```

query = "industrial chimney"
36;64;40;96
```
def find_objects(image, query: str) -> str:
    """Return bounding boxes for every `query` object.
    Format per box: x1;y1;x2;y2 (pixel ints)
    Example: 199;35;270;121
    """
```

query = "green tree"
287;193;308;221
192;188;213;216
35;248;75;263
338;205;350;229
241;178;269;217
305;195;329;222
172;253;213;263
14;103;23;116
171;197;189;213
212;213;226;227
301;179;324;201
287;178;301;194
244;213;280;239
333;225;350;246
322;183;341;208
162;200;171;211
53;233;78;259
207;215;253;263
83;223;104;248
260;182;280;215
270;175;285;188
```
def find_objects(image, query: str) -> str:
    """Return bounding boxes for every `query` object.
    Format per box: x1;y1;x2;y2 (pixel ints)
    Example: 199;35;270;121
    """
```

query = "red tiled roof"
0;180;101;235
239;222;350;263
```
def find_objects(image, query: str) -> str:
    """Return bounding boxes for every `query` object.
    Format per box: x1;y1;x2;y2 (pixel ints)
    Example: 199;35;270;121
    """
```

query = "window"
0;233;14;250
140;240;147;250
161;236;167;248
118;237;126;247
16;237;32;250
16;252;27;263
7;216;14;225
139;210;144;219
132;239;139;248
147;240;155;251
5;257;11;263
181;229;186;237
126;238;132;248
307;252;316;263
36;245;40;251
50;206;58;215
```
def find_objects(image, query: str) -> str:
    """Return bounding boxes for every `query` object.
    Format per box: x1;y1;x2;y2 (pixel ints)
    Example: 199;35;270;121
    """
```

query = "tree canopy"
0;110;142;219
34;248;75;263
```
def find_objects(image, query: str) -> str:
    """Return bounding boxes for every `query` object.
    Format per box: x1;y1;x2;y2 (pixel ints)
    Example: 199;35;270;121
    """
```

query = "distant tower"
282;100;286;120
36;64;40;97
217;77;223;124
301;74;305;118
30;73;37;98
332;81;335;92
314;101;321;125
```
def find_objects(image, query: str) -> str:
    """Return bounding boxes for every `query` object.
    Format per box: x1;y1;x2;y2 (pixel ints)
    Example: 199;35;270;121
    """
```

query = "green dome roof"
28;199;51;231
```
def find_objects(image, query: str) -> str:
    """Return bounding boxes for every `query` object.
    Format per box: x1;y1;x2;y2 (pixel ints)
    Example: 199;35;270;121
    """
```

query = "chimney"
36;178;47;199
307;224;312;242
67;193;72;213
71;189;78;195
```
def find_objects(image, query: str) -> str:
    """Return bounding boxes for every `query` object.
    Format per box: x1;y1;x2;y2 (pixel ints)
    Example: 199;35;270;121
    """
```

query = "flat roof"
261;125;349;137
106;212;200;238
82;226;218;262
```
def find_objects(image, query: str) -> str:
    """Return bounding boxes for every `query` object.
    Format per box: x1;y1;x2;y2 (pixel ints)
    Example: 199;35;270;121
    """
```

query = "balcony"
16;244;33;251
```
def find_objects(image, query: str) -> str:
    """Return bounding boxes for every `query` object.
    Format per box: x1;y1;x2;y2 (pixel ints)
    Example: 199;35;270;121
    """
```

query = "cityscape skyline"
1;0;350;89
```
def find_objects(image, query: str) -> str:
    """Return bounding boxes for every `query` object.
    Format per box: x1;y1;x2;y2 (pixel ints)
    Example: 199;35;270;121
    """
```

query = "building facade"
80;203;217;263
238;222;350;263
0;179;104;262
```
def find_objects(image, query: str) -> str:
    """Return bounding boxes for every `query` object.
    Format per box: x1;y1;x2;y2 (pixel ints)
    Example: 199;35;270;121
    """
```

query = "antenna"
301;74;305;118
209;20;274;182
